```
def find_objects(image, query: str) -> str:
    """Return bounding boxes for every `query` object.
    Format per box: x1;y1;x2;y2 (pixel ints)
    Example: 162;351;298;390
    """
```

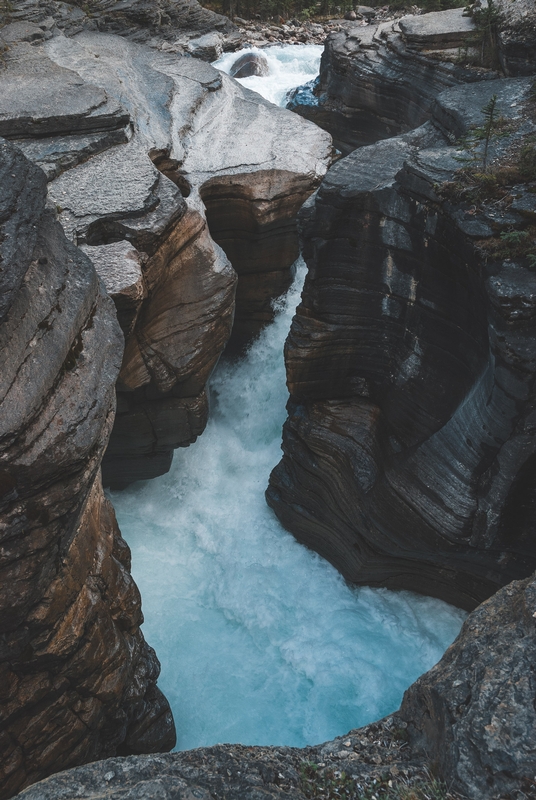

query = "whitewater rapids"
111;260;466;751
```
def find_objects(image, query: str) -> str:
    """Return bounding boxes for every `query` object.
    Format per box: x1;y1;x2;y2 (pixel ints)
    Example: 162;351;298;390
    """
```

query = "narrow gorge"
1;1;536;799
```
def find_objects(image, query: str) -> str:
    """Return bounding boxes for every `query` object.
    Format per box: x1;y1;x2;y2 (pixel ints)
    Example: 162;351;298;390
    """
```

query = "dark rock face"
0;139;175;799
201;169;327;349
2;0;235;44
268;79;536;611
229;50;270;78
287;11;497;155
495;0;536;77
401;571;536;799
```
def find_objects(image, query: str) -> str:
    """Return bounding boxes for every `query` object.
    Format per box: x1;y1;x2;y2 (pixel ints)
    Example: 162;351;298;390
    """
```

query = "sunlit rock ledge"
0;20;333;487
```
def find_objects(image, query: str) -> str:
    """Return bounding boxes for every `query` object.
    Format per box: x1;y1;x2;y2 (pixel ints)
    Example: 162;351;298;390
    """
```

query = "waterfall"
111;259;466;751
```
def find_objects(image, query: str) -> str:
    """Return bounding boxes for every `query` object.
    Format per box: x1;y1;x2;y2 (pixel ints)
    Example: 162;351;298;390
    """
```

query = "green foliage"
500;230;530;247
455;94;511;171
519;139;536;181
477;224;536;265
465;0;501;69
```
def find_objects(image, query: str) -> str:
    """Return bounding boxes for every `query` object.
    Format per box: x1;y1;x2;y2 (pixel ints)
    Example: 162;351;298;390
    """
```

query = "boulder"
229;50;270;78
186;31;224;60
0;139;175;799
495;0;536;76
399;8;477;51
401;571;536;799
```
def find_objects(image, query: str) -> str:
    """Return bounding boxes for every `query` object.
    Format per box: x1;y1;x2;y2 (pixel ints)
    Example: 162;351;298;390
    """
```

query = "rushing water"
213;44;323;106
111;260;466;751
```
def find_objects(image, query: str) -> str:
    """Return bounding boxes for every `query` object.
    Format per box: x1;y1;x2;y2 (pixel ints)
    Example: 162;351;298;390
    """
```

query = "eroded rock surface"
401;571;536;799
0;23;332;485
268;79;536;611
0;139;175;799
2;0;237;50
287;9;498;155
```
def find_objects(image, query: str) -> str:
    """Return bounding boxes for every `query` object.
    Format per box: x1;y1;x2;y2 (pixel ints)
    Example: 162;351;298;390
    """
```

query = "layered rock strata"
12;570;536;800
2;0;237;51
0;139;175;799
288;9;499;155
268;78;536;611
0;22;332;485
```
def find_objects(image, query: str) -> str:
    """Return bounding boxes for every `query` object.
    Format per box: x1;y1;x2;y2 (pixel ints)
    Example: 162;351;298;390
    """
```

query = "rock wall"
268;78;536;611
2;0;236;47
0;139;175;799
401;570;536;799
287;9;507;156
0;22;332;485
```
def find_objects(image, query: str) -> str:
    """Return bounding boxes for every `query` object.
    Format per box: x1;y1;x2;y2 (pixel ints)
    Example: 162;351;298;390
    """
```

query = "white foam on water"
111;260;466;751
212;44;323;106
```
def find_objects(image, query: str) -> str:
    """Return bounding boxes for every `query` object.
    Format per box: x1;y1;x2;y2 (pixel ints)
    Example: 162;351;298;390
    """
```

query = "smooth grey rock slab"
13;127;130;180
0;35;130;140
399;8;476;50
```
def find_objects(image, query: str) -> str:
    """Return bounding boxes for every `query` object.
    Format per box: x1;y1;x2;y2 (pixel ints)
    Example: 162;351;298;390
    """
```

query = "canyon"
1;0;536;798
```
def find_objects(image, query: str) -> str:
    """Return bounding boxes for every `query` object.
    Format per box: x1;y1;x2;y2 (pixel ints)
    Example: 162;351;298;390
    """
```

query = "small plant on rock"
456;94;511;172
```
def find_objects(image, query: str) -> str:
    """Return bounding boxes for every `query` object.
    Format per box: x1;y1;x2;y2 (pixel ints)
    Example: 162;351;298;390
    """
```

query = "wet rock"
0;139;175;799
229;50;270;78
268;80;536;611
